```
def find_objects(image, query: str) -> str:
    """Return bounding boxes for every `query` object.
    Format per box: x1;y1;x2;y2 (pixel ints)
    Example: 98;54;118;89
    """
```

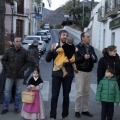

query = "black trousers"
50;76;73;119
101;101;114;120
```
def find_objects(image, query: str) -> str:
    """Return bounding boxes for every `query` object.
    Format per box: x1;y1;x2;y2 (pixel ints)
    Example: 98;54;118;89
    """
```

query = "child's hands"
30;85;35;89
97;101;100;105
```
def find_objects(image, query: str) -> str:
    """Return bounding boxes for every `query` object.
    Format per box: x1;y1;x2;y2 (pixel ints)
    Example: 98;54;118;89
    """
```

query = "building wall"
90;0;120;54
5;1;32;41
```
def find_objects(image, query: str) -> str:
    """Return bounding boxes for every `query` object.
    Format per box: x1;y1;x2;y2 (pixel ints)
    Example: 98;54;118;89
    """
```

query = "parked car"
41;29;51;40
43;27;50;32
44;24;50;28
36;31;49;43
22;35;46;54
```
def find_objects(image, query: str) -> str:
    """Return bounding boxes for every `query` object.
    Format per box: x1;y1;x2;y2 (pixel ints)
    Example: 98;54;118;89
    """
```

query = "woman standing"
97;45;120;88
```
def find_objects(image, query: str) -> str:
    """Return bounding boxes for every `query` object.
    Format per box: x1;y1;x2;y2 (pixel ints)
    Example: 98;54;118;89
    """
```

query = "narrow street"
0;29;120;120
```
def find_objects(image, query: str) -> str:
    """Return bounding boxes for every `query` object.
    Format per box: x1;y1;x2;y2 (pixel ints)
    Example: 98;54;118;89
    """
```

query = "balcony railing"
105;0;118;17
98;6;107;22
13;7;30;17
115;0;120;10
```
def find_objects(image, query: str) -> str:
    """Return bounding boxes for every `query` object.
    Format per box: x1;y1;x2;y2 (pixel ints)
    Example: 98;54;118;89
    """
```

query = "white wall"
90;0;120;54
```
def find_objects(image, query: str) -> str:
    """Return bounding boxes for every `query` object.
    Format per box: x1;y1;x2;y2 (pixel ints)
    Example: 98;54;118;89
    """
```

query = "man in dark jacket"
23;39;39;85
46;30;74;120
1;38;30;114
75;32;98;118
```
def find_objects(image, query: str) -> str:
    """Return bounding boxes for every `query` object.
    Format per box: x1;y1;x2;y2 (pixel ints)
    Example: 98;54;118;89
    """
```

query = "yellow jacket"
54;47;75;65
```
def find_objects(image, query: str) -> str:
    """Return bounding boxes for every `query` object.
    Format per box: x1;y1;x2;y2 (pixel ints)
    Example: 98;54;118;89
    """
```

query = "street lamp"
10;2;15;44
64;15;69;25
82;0;85;27
82;0;87;27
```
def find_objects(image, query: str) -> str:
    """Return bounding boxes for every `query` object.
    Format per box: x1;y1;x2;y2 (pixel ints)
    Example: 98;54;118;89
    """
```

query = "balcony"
98;6;107;22
105;0;118;18
14;7;30;17
115;0;120;11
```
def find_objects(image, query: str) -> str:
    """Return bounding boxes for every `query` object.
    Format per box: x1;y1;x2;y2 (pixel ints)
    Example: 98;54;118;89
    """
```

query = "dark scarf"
28;77;43;86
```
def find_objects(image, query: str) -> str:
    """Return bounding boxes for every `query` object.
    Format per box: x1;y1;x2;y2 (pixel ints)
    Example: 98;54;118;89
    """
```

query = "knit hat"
32;39;39;44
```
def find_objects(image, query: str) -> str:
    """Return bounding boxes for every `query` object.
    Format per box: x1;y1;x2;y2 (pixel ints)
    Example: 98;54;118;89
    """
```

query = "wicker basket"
22;91;35;103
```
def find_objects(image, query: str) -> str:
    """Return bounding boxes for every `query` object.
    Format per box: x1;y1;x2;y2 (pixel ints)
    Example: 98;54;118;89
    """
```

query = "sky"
43;0;101;10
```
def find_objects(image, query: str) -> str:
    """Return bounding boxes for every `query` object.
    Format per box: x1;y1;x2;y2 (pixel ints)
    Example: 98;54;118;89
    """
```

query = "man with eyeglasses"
74;32;98;118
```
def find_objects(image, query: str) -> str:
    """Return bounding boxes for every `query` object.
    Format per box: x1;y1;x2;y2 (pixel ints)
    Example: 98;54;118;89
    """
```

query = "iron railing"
115;0;120;7
98;6;107;22
105;0;116;14
98;6;102;20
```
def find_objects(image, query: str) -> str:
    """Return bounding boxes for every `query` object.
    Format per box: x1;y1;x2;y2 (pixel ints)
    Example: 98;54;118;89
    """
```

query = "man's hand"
84;54;90;60
51;43;57;51
91;54;95;60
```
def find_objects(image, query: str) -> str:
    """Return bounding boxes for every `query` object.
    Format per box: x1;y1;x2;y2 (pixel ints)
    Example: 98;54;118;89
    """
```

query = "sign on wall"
109;17;120;29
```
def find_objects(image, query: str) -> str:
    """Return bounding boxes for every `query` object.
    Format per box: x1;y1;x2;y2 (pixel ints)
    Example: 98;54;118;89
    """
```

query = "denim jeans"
50;76;73;119
3;78;23;110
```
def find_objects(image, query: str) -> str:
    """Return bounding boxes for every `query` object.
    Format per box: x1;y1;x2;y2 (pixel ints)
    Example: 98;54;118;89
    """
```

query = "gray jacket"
1;47;30;79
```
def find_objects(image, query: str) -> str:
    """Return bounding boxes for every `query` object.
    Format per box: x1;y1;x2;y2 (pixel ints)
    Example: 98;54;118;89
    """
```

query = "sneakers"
14;108;19;114
82;111;93;117
62;117;69;120
75;112;81;118
1;109;8;114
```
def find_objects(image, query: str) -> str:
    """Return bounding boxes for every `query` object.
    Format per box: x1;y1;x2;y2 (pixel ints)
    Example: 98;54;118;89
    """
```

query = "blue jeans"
3;78;23;110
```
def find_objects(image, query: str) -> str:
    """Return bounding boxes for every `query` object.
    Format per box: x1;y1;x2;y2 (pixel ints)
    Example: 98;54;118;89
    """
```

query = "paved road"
0;29;120;120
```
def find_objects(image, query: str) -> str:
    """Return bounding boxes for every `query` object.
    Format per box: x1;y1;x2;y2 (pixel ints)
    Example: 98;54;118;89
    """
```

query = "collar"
33;77;38;81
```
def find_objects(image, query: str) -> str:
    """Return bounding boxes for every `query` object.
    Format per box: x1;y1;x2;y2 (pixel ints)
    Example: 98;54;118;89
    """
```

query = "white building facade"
89;0;120;54
5;0;44;41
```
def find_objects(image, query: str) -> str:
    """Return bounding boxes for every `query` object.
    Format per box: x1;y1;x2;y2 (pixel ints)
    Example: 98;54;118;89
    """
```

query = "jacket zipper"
107;80;109;102
114;62;115;71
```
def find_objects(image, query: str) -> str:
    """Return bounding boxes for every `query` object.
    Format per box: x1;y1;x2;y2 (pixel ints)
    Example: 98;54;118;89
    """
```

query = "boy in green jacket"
96;68;120;120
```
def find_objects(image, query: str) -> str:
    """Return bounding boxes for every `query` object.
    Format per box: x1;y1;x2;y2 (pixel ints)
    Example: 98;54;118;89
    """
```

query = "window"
103;29;106;48
111;32;115;45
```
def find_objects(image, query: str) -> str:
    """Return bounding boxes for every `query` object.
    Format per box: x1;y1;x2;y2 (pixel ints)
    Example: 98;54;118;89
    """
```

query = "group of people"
0;37;44;119
46;30;120;120
0;30;120;120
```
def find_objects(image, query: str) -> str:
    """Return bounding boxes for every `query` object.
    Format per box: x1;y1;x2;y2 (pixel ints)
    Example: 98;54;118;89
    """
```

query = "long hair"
102;45;116;54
